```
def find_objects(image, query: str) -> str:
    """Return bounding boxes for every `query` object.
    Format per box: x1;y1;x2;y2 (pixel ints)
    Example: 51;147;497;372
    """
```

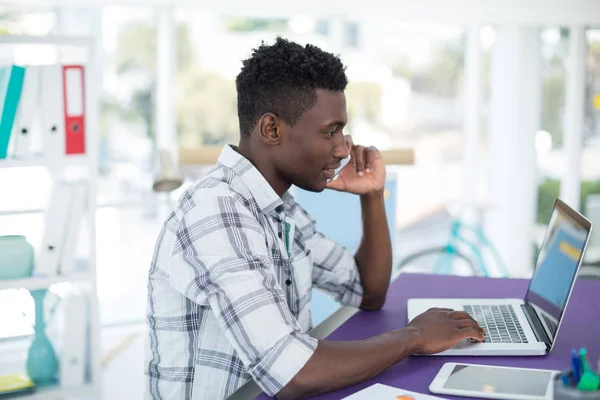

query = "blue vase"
26;289;58;386
0;235;34;280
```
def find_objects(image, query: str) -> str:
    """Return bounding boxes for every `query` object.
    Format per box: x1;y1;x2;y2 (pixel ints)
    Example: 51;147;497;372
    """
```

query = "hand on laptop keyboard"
464;305;527;344
407;307;486;355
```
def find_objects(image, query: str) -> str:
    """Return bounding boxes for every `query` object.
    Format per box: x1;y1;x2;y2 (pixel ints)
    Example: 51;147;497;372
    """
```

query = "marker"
572;349;582;384
561;372;570;387
577;371;600;391
580;348;590;373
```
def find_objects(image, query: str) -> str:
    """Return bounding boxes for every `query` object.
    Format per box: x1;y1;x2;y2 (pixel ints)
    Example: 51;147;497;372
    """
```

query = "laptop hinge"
521;304;551;351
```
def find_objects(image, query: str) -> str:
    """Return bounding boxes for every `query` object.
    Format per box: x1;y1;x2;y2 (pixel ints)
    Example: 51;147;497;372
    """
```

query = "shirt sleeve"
167;194;317;396
299;209;364;308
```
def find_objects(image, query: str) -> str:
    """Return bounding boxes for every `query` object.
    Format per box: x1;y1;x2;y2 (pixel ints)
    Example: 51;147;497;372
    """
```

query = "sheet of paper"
342;383;447;400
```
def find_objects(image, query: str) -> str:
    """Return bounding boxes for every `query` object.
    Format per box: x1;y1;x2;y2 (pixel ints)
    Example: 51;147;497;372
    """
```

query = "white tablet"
429;362;559;400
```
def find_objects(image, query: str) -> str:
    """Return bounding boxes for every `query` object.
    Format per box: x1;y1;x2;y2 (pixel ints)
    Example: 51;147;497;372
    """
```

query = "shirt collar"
218;144;295;215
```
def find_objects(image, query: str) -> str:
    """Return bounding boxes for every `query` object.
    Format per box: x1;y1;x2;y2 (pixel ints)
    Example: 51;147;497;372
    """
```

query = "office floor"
101;324;146;399
0;324;146;400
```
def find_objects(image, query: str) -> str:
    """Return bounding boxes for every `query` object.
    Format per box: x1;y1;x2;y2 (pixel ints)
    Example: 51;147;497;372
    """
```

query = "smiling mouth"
323;168;336;180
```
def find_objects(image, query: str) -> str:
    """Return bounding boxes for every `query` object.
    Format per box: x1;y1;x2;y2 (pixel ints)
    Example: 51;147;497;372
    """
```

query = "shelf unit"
0;273;93;292
5;383;95;400
0;154;89;169
0;35;101;399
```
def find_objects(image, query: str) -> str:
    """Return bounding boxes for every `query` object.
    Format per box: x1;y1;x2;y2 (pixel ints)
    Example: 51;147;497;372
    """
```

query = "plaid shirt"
145;145;363;399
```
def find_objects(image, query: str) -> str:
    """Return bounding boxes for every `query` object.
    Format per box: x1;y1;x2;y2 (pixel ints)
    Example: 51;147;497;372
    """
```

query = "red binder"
62;65;85;155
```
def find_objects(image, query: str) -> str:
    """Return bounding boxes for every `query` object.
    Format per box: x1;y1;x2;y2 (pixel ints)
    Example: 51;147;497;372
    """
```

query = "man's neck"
236;141;291;197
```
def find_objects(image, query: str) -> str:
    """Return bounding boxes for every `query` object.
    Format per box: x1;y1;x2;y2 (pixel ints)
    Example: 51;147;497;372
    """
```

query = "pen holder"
553;371;600;400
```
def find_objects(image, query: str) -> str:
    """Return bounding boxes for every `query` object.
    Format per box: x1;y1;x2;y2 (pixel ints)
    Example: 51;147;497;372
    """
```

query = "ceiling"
6;0;600;25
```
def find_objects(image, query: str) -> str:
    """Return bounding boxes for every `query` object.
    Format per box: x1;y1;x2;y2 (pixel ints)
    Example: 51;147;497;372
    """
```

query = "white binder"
59;183;86;275
59;288;88;388
35;182;73;277
11;65;40;158
39;65;65;160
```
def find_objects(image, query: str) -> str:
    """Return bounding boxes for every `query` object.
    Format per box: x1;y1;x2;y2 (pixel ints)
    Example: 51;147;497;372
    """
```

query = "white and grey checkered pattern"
144;145;363;399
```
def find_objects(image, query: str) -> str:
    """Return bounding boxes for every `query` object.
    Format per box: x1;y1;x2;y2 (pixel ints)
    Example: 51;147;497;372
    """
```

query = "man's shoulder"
189;164;251;196
176;166;258;216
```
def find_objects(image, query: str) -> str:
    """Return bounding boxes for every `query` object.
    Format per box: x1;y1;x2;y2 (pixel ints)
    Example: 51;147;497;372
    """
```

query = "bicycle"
396;205;510;277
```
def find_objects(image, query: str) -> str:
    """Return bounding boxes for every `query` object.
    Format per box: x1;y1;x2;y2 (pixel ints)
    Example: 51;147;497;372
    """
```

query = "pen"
572;349;582;384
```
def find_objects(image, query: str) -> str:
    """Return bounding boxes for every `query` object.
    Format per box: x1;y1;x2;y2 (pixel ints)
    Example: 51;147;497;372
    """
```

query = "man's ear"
258;113;282;146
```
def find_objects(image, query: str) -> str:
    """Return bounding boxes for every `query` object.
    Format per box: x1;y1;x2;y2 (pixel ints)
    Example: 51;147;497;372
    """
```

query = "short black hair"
236;37;348;136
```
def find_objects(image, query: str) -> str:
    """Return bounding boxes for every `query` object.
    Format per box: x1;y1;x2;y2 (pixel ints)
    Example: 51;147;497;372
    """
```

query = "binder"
39;65;65;159
62;65;85;155
0;65;25;159
35;183;73;277
59;183;86;275
0;374;34;395
0;67;10;157
59;288;87;388
11;66;41;158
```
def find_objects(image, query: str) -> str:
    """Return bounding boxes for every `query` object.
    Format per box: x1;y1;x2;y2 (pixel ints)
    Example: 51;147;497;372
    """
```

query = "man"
145;37;485;400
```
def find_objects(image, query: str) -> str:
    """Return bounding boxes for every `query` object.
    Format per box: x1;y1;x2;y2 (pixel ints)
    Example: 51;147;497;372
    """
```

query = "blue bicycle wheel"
397;246;478;275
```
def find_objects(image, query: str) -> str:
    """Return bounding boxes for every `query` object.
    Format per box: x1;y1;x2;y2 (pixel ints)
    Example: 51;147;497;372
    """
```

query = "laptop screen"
525;199;591;322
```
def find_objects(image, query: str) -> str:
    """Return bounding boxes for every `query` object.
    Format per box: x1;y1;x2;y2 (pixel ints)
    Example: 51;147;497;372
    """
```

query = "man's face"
275;89;350;192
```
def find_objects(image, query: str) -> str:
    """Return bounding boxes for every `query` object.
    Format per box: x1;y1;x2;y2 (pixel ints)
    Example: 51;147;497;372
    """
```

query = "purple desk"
254;273;600;400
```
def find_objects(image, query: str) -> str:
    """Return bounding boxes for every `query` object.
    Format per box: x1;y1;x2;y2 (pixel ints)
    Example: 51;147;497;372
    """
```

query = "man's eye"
328;131;336;137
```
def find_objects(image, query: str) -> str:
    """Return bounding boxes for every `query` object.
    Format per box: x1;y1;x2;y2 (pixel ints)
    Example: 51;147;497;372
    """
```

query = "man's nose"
333;136;350;160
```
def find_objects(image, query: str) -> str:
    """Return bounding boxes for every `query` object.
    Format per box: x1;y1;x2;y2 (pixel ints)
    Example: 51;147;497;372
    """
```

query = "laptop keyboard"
463;305;528;344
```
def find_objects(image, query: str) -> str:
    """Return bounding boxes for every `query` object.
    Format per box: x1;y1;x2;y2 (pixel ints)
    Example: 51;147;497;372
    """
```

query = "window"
581;28;600;257
0;5;56;36
97;7;165;325
533;27;600;255
535;27;568;245
343;22;466;226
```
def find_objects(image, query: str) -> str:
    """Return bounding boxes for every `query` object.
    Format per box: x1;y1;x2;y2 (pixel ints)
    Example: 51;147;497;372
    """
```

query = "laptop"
407;198;592;356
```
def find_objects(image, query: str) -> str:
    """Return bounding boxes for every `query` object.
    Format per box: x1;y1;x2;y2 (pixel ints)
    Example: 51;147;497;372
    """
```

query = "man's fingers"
325;178;345;192
352;145;365;177
462;327;485;342
364;146;380;173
